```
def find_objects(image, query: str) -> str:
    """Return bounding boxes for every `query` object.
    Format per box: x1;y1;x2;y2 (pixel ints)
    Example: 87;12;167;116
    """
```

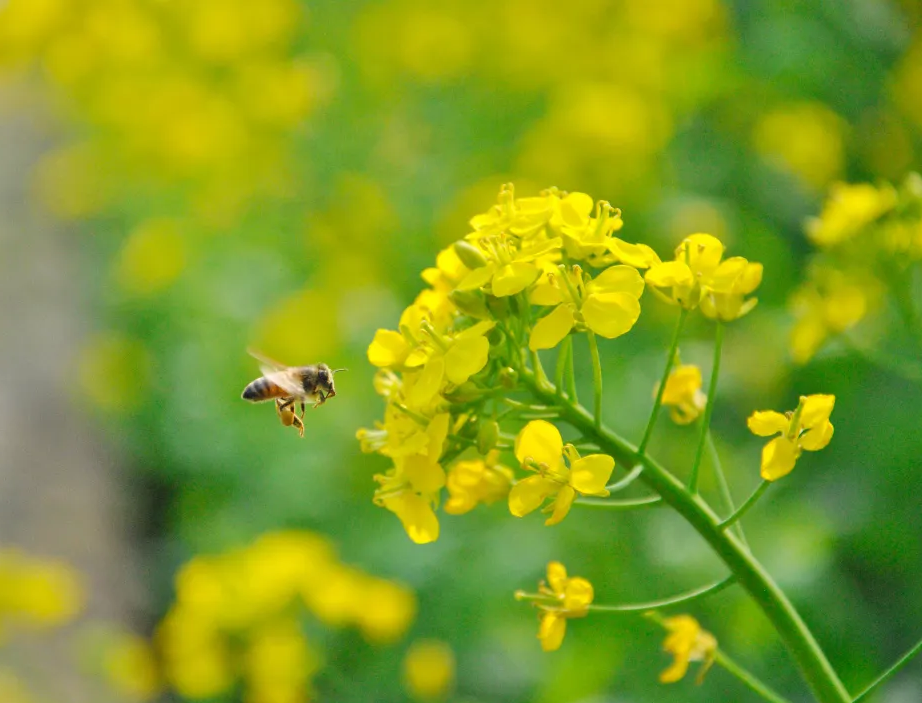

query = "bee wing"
248;348;290;377
262;369;306;397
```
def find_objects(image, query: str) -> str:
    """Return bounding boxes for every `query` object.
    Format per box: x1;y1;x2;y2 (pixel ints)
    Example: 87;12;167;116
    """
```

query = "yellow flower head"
645;233;762;320
508;420;615;525
659;364;706;425
806;182;898;248
444;451;513;515
525;561;594;652
747;394;835;481
528;264;644;350
659;615;717;684
402;640;455;701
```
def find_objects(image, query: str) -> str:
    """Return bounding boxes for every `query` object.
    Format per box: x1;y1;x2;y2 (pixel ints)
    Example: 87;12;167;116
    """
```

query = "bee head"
317;364;347;399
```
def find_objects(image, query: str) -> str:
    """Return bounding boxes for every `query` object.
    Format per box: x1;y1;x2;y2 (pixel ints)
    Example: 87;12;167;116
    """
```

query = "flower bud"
448;289;489;318
477;420;500;454
453;240;487;269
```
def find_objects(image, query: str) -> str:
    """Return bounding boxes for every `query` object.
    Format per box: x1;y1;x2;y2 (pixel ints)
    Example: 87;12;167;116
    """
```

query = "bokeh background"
0;0;920;701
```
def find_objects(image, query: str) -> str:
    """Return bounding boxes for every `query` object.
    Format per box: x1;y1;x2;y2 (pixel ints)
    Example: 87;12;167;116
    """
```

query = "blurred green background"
0;0;920;701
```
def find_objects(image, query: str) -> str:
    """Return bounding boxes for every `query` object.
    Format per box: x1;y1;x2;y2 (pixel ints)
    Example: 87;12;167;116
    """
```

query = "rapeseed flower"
659;615;717;683
403;640;455;700
509;421;614;525
444;451;514;514
516;562;594;652
529;265;645;350
659;364;706;424
806;182;897;248
747;395;835;481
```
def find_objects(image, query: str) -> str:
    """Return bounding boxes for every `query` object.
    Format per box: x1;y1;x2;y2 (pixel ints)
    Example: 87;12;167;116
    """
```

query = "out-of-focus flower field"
0;0;920;701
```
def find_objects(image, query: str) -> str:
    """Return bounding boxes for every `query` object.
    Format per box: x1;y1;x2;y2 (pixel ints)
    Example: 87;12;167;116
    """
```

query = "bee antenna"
332;368;348;374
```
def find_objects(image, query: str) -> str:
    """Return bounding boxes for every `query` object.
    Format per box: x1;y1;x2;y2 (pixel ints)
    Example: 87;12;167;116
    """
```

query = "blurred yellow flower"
805;181;898;248
403;640;456;700
529;264;645;350
100;631;161;701
523;561;593;652
659;615;717;683
747;394;835;481
659;364;706;425
509;420;614;525
76;332;151;412
444;451;514;515
0;549;84;631
753;102;846;190
115;218;188;296
0;669;37;703
244;619;319;703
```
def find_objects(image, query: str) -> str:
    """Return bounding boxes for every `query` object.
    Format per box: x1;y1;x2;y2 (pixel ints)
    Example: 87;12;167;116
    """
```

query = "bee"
241;351;345;437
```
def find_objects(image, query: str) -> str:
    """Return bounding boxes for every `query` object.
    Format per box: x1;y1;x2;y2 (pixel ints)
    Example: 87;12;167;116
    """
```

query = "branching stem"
639;309;689;455
689;321;724;492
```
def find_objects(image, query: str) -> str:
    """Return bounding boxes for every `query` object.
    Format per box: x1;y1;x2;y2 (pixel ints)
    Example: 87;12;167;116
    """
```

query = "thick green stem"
639;308;689;455
715;650;794;703
576;495;662;510
689;321;724;492
852;635;922;703
556;336;572;399
521;371;850;703
587;331;603;430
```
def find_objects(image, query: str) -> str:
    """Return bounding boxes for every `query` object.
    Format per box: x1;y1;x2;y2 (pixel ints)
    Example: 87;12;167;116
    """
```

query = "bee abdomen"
242;377;281;402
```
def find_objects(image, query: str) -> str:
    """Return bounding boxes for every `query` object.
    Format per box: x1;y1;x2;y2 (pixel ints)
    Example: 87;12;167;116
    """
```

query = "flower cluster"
157;530;416;701
790;174;922;363
360;184;761;543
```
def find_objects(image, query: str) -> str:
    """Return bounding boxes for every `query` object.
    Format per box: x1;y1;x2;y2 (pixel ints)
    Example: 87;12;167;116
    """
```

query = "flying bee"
241;350;345;437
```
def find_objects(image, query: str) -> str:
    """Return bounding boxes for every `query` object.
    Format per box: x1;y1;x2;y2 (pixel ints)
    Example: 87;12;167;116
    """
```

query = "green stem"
576;495;662;510
605;464;644;493
890;265;922;352
689;321;724;493
587;331;603;430
589;576;734;613
706;429;748;547
718;480;770;532
556;336;572;399
521;370;850;703
852;635;922;703
566;337;579;403
639;308;689;455
715;650;794;703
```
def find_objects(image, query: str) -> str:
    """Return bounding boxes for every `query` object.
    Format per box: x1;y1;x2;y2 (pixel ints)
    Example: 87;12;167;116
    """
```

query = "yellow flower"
402;640;455;700
374;469;441;544
659;364;706;425
528;264;644;350
529;562;593;652
508;420;614;525
0;549;84;629
659;615;717;683
747;394;835;481
645;233;762;320
444;451;514;515
243;618;319;703
100;631;161;701
806;182;897;248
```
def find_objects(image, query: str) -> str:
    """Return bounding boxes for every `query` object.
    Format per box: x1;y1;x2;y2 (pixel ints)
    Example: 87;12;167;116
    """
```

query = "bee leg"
277;398;295;413
292;413;305;438
299;401;306;421
313;392;325;409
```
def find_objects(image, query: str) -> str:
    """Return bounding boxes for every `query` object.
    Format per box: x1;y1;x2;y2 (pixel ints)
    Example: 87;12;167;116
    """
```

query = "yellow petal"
562;576;594;611
609;238;661;268
508;476;558;517
492;262;539;297
761;437;799;481
529;304;575;350
455;264;495;292
382;492;440;544
368;330;409;367
546;561;568;594
402;455;447;494
514;420;563;467
582;292;641;339
747;410;789;437
681;233;724;274
530;282;565;306
659;654;691;683
426;413;450;458
799;394;835;428
557;192;594;227
569;455;615;495
708;257;749;293
645;261;694;288
587;265;645;297
800;422;834;451
538;613;567;652
544;485;576;525
406;357;445;408
444;336;490;385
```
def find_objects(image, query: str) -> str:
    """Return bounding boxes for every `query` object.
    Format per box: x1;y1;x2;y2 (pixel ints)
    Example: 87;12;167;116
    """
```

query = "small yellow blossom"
444;451;514;515
523;562;594;652
402;640;455;700
659;615;718;683
659;364;706;424
0;549;84;630
747;394;835;481
509;420;614;525
374;470;441;544
100;631;161;701
529;264;645;350
806;182;898;248
645;233;762;320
